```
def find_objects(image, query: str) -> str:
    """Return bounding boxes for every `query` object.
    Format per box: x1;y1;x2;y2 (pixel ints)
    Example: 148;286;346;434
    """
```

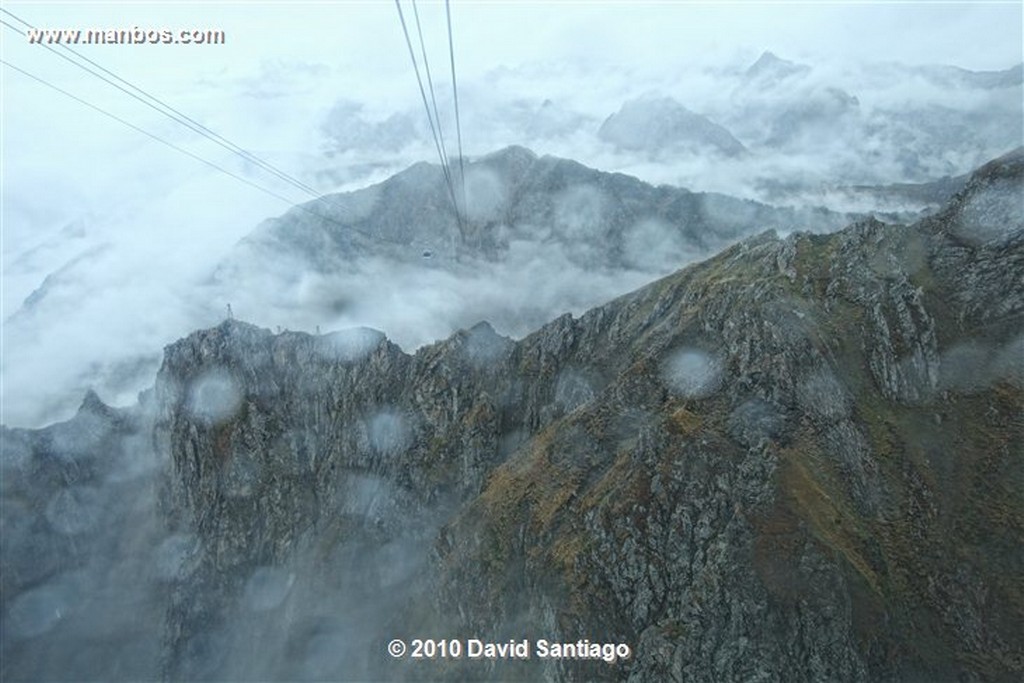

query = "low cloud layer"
3;3;1022;426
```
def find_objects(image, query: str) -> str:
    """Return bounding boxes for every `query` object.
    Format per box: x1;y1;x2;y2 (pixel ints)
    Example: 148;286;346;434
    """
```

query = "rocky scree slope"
2;149;1022;682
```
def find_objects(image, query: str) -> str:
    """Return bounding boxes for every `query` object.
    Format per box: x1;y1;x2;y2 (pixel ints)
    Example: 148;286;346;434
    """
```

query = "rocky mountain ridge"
210;144;858;354
221;144;850;272
2;148;1021;681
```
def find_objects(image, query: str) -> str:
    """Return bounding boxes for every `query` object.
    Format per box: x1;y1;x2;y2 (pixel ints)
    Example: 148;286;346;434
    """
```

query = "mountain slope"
221;145;843;271
165;147;1024;680
1;150;1021;682
212;146;854;351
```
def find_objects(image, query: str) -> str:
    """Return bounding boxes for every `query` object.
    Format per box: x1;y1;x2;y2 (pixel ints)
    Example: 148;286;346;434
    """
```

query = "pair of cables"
0;9;405;247
393;0;468;236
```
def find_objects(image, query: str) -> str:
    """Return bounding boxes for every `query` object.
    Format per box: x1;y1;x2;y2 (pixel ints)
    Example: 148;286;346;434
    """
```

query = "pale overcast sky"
2;2;1021;87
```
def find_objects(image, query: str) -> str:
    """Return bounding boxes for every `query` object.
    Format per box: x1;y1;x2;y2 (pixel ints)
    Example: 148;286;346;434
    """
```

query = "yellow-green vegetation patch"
793;233;838;290
579;450;633;513
667;405;703;436
779;443;882;595
854;390;904;464
547;532;590;586
479;424;582;535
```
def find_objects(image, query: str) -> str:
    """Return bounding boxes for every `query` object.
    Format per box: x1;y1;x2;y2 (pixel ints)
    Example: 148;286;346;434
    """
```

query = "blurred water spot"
462;321;511;367
498;428;528;458
368;411;411;456
554;184;605;240
107;434;160;483
940;343;985;392
728;398;788;447
952;177;1023;245
45;485;102;535
1;430;32;471
796;369;850;421
375;540;424;588
179;628;229;680
187;370;241;425
994;335;1024;387
321;327;384;363
154;533;201;580
295;623;349;679
662;348;723;398
223;450;261;498
296;274;352;317
555;368;596;411
622;218;690;272
336;473;413;528
868;231;927;278
5;581;72;640
463;167;507;222
244;566;296;611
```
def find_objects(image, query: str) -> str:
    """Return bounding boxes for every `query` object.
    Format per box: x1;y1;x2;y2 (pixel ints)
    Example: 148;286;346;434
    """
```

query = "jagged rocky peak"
930;145;1024;244
744;50;812;81
599;96;747;158
77;388;112;416
477;143;538;166
761;86;860;148
432;154;1022;682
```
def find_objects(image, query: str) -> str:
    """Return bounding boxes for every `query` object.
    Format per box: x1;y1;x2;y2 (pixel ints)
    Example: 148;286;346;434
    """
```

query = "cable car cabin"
422;249;433;259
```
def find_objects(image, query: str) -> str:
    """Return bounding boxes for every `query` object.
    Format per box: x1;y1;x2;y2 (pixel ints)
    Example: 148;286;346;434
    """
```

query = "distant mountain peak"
477;144;538;165
916;61;1023;90
599;96;747;158
77;389;111;416
745;50;811;80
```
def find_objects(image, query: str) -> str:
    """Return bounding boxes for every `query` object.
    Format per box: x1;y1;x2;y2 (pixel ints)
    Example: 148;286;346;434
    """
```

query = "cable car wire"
1;58;305;207
411;0;453;189
1;59;421;251
393;0;464;237
4;8;464;257
445;0;467;217
411;0;464;234
1;9;327;203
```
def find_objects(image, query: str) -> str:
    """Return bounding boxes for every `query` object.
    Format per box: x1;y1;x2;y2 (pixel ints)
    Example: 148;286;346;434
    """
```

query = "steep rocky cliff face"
1;393;166;680
2;149;1021;682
